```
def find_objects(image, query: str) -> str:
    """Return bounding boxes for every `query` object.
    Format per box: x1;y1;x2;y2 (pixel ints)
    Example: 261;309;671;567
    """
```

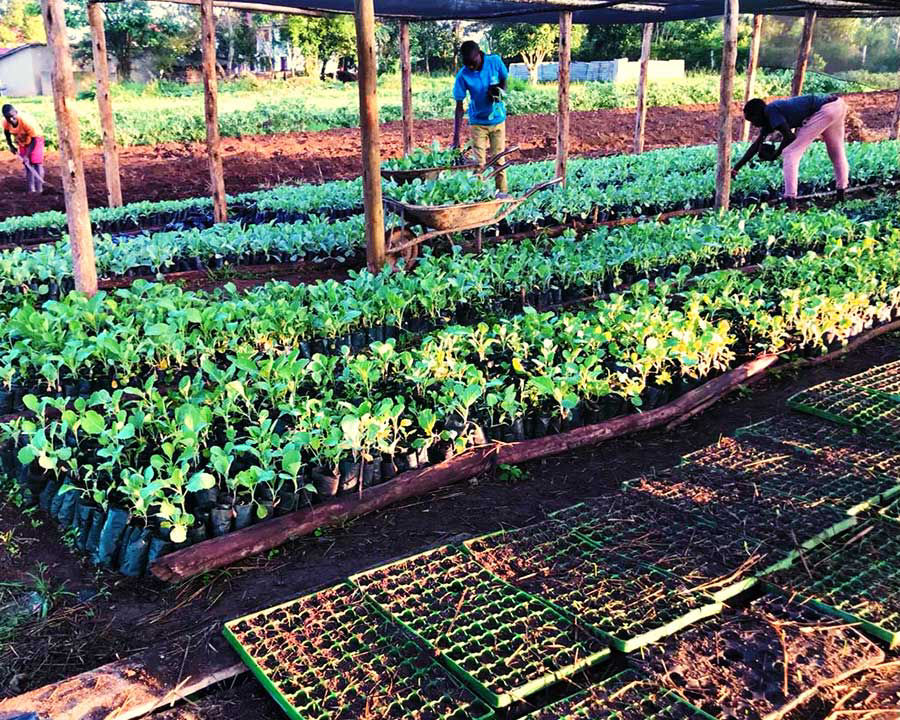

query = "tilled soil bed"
0;90;895;221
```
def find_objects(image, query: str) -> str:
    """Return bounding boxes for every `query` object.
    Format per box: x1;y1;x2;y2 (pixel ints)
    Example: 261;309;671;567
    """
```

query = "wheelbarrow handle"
482;145;521;169
481;162;512;182
519;176;564;200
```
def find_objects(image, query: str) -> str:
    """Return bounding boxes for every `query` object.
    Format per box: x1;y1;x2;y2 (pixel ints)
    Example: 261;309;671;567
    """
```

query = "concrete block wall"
509;58;684;84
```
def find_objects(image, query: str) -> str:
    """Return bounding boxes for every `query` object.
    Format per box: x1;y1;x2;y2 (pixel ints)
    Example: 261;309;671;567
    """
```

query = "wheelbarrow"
380;146;521;184
382;175;563;269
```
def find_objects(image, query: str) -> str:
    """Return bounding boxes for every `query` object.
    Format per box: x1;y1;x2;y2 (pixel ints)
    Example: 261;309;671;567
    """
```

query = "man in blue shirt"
451;40;509;193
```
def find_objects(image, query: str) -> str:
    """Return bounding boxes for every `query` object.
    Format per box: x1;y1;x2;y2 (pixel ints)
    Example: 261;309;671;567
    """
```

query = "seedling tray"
880;497;900;525
463;522;722;652
735;414;900;480
764;520;900;648
634;594;884;720
520;669;717;720
787;382;900;440
350;545;610;708
678;437;900;515
622;469;858;558
549;496;785;601
222;583;494;720
836;358;900;399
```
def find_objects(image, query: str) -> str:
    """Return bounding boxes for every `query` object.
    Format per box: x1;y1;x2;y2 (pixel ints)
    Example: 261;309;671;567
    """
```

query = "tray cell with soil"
734;414;900;482
765;520;900;648
350;545;610;708
835;358;900;398
464;522;722;652
223;582;494;720
634;594;885;720
549;496;787;600
520;669;716;720
678;437;900;515
787;381;900;439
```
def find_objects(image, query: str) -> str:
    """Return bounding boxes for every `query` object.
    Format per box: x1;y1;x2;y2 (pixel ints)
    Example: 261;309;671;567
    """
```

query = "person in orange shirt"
3;103;44;193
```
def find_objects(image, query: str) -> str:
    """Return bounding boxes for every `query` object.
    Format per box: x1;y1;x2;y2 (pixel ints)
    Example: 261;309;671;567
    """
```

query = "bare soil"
0;90;895;221
1;333;898;719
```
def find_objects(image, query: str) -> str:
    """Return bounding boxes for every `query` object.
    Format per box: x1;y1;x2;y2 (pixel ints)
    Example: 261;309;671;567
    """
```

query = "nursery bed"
635;595;885;720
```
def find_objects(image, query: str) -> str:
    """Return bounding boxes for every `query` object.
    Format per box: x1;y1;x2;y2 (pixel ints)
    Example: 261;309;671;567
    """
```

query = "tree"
489;22;585;83
409;20;455;74
574;24;642;62
0;0;45;44
73;1;182;81
285;13;355;78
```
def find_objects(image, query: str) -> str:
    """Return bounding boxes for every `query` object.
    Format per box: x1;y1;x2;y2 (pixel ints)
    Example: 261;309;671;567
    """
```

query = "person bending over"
732;94;848;209
451;40;509;194
3;103;44;194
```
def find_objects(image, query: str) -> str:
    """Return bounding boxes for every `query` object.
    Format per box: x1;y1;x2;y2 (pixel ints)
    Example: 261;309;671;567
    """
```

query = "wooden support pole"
200;0;227;223
87;2;122;208
399;20;413;155
714;0;739;211
40;0;98;296
555;10;572;184
792;9;816;97
633;22;653;154
742;14;763;143
354;0;385;272
891;86;900;140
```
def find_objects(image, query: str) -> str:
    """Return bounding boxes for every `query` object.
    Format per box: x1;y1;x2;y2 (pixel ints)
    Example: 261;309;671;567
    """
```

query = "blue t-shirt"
453;53;509;126
764;94;834;131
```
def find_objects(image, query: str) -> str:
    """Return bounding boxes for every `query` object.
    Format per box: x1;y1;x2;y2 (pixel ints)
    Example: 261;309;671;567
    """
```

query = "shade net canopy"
143;0;900;21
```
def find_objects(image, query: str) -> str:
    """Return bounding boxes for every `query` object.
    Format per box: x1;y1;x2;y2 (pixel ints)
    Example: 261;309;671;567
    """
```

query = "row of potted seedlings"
0;197;889;405
4;231;900;575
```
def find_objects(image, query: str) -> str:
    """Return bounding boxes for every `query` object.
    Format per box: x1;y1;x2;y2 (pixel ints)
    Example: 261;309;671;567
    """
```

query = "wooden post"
792;9;816;97
741;14;763;143
87;1;122;208
891;86;900;140
40;0;98;296
200;0;227;223
714;0;739;211
354;0;385;272
555;11;572;184
399;20;413;155
633;22;653;154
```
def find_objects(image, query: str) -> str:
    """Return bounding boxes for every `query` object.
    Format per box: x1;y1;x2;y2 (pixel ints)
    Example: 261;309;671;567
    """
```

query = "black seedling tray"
520;669;717;720
349;545;610;708
765;520;900;648
787;381;900;440
223;582;494;720
463;522;722;652
735;414;900;481
678;437;900;515
635;594;885;720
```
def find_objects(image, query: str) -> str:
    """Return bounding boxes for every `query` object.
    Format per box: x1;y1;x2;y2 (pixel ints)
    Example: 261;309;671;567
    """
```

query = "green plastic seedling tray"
734;415;900;479
463;523;723;652
549;500;765;602
677;436;900;516
223;582;495;720
764;520;900;649
349;545;611;708
520;669;718;720
880;497;900;525
787;382;900;439
836;359;900;400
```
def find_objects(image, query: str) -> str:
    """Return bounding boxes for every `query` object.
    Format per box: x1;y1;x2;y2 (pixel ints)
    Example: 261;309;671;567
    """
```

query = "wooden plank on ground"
0;632;244;720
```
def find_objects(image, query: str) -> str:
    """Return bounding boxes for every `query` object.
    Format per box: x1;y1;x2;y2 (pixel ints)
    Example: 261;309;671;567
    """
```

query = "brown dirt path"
0;90;895;221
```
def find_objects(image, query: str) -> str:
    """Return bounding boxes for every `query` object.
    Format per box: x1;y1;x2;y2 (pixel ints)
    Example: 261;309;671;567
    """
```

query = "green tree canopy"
285;13;355;78
0;0;44;45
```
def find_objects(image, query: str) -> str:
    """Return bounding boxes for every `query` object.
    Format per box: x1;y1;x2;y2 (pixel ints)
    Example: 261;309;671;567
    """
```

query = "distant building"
508;58;685;84
0;44;53;97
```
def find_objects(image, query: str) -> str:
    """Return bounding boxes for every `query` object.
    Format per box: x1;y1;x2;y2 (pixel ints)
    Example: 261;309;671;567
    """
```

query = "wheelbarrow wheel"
385;227;419;271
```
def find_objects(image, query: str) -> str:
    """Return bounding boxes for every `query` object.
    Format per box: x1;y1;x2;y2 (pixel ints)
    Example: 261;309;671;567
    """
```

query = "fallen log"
0;633;243;720
151;353;779;583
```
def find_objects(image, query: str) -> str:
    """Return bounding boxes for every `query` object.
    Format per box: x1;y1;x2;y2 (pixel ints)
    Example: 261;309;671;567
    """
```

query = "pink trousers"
782;97;849;198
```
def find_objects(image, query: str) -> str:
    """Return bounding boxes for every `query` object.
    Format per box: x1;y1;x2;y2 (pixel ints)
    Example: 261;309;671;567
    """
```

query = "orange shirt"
3;112;43;149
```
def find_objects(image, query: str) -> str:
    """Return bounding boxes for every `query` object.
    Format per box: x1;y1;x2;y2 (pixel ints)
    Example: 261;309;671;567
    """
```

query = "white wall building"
0;44;53;97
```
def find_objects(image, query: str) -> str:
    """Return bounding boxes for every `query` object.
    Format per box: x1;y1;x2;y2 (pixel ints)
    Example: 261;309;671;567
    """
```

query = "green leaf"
22;394;41;413
17;446;36;466
187;472;216;492
80;411;106;435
